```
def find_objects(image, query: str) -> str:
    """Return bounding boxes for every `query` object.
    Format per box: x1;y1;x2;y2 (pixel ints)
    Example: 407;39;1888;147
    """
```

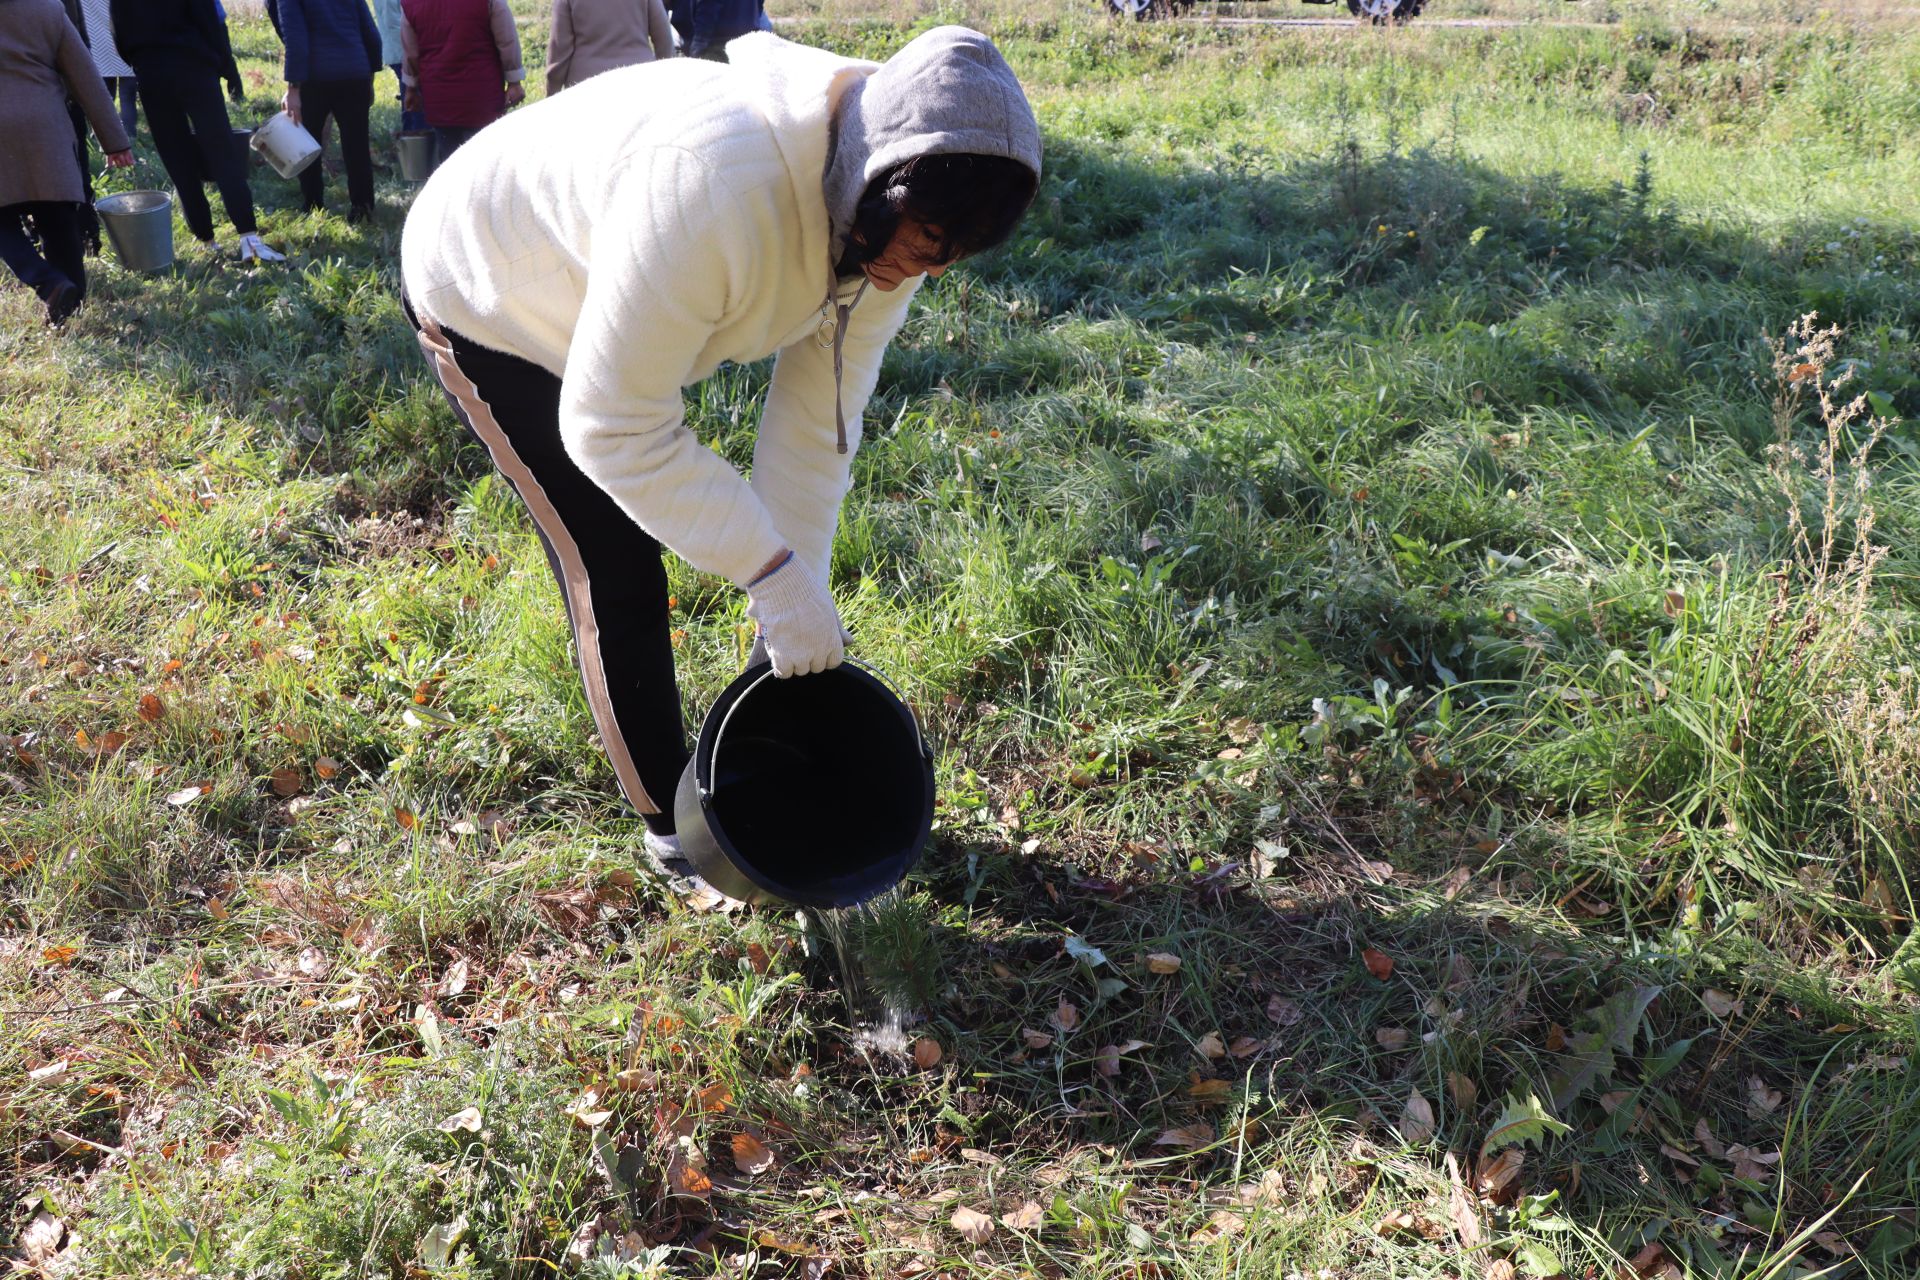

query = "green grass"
6;2;1920;1277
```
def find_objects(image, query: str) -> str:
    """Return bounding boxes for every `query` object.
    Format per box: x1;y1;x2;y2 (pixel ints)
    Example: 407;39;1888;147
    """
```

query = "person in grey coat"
0;0;132;324
545;0;674;97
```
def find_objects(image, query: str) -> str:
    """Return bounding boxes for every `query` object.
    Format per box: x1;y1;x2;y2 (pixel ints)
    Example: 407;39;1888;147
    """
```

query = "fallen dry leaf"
1746;1075;1783;1115
1195;1031;1226;1060
1190;1208;1246;1243
698;1082;734;1114
1000;1201;1044;1232
438;956;470;998
166;783;210;806
28;1060;71;1085
20;1210;64;1266
912;1037;944;1070
1486;1261;1517;1280
1476;1147;1525;1200
1727;1144;1781;1183
270;766;302;797
1145;952;1183;975
1228;1036;1262;1059
1051;998;1081;1034
566;1086;613;1129
1444;1152;1482;1248
1374;1026;1411;1051
1021;1028;1054;1050
1702;988;1743;1019
393;806;419;831
1093;1044;1121;1077
1399;1090;1436;1144
1362;947;1395;981
1447;1072;1478;1110
1154;1123;1214;1149
950;1205;994;1245
1265;995;1304;1026
137;692;166;722
1618;1241;1679;1280
314;756;340;779
1374;1209;1418;1236
1187;1076;1234;1104
732;1131;776;1175
438;1106;483;1133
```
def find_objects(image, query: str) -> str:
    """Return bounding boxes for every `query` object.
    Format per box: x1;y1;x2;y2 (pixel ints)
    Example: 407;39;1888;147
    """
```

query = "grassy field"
6;1;1920;1276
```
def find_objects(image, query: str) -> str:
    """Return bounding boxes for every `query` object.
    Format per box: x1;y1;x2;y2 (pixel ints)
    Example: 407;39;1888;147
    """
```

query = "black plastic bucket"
673;661;935;908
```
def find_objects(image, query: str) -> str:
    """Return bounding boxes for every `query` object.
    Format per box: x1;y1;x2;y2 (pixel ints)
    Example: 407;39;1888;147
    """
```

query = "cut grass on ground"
5;3;1920;1278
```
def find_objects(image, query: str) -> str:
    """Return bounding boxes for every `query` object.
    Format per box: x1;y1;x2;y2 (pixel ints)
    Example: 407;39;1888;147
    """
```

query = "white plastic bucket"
249;111;322;179
95;190;175;273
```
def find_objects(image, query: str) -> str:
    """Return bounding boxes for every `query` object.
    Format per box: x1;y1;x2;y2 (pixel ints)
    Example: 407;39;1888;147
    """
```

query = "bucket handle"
701;657;932;807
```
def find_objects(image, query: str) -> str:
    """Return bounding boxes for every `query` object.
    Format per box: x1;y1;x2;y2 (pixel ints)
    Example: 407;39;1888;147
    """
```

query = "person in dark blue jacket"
109;0;283;260
665;0;769;62
265;0;382;223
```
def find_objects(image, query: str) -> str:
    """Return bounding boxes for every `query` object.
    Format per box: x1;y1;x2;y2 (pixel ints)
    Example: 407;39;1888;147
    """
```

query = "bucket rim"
687;659;935;907
95;190;174;216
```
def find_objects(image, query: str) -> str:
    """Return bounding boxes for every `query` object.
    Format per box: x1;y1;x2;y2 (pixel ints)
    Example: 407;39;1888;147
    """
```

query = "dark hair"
836;153;1038;279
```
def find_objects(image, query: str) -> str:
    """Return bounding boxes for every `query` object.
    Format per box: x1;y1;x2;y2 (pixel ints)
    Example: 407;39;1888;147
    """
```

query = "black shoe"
348;204;375;226
44;278;81;327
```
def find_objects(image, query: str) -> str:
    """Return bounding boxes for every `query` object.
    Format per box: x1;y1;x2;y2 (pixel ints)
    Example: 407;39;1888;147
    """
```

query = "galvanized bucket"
672;660;935;908
95;191;175;273
396;131;434;182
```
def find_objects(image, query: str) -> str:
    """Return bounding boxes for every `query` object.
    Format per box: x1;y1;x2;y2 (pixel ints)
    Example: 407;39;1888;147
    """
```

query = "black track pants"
404;296;688;835
137;69;257;239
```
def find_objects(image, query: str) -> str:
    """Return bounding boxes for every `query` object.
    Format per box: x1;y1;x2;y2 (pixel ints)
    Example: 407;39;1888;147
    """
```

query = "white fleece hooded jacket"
400;27;1042;592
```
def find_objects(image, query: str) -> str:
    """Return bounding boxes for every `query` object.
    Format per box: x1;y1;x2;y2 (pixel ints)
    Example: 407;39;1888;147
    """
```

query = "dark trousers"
296;77;375;217
109;76;140;136
403;295;688;834
137;69;257;239
0;202;86;303
430;124;481;171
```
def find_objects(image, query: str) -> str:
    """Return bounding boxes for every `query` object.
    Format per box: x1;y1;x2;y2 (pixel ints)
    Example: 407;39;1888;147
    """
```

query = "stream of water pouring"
807;885;917;1059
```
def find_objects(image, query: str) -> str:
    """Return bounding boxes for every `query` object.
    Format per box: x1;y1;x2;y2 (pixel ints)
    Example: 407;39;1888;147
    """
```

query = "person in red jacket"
400;0;523;171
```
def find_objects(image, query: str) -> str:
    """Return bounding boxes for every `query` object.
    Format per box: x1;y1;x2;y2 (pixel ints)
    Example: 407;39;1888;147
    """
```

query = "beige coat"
0;0;132;206
544;0;672;97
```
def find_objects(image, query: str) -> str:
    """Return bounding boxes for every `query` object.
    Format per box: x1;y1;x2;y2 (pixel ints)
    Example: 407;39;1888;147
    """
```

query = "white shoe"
238;233;285;263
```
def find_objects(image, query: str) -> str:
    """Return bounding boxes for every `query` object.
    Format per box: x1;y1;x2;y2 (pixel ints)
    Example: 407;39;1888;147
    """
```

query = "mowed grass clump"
5;3;1920;1277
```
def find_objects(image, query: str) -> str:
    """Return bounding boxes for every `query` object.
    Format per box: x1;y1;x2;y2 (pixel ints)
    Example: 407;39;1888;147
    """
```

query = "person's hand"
505;82;525;107
282;84;301;126
745;554;845;678
227;76;244;103
104;148;133;169
404;87;421;114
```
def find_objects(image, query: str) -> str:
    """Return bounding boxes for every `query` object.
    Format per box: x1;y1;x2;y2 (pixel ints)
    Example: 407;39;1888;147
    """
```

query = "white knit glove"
745;555;845;677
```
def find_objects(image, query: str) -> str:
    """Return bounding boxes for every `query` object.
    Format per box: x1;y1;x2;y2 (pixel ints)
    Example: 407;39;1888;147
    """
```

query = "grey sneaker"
640;831;736;912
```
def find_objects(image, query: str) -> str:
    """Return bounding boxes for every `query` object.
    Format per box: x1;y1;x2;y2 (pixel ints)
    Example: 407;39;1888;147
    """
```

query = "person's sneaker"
238;233;285;263
639;831;736;912
43;278;82;327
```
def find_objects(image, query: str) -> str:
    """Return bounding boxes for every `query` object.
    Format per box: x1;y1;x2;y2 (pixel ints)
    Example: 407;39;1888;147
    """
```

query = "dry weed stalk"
1761;315;1915;863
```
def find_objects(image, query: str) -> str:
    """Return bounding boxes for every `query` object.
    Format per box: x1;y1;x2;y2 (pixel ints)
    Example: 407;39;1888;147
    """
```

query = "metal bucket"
396;131;434;182
248;110;321;179
673;661;935;908
95;190;175;273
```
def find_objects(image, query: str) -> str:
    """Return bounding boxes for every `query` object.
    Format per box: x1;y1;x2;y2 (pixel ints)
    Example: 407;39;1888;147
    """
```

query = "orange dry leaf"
270;767;302;797
393;806;419;830
1361;948;1395;980
1187;1077;1234;1104
1153;1123;1214;1149
314;757;340;779
912;1037;944;1070
137;693;166;722
698;1082;734;1114
41;945;78;966
999;1201;1044;1232
732;1131;776;1175
1145;952;1183;974
1051;998;1081;1034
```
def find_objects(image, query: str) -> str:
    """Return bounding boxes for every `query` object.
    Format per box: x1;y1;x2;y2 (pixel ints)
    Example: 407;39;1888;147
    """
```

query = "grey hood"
822;25;1043;266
